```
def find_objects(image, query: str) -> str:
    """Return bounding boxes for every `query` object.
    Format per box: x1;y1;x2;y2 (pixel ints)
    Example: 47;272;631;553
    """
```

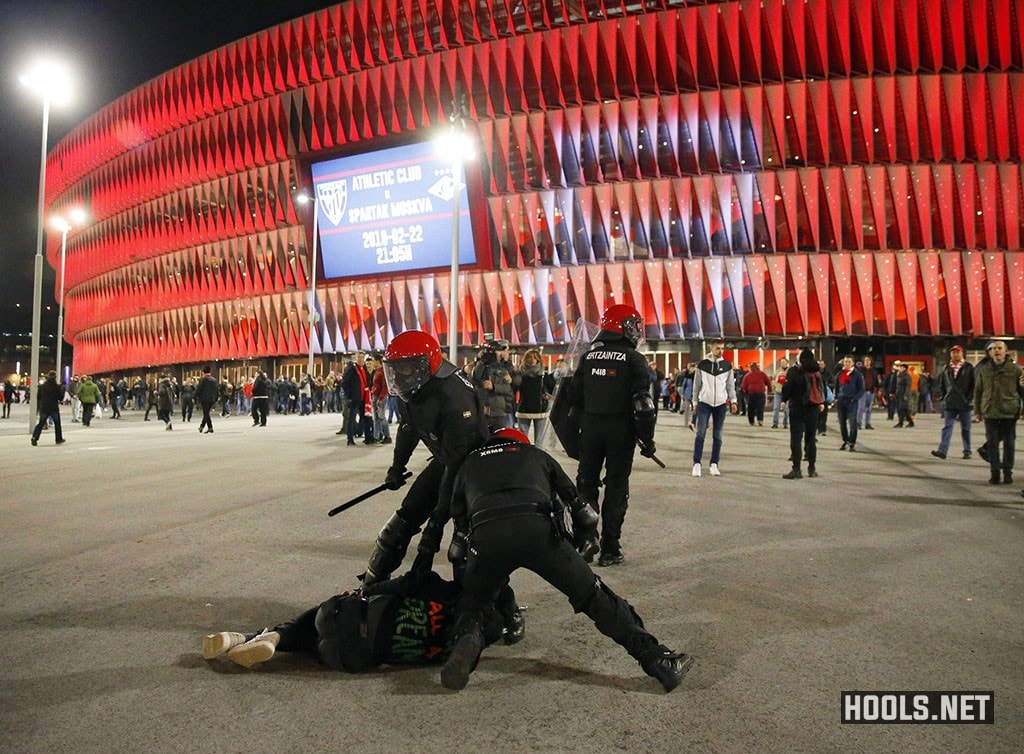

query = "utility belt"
470;502;550;529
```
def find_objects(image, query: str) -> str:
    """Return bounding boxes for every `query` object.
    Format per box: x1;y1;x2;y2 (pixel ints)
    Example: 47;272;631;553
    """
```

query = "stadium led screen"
310;140;475;279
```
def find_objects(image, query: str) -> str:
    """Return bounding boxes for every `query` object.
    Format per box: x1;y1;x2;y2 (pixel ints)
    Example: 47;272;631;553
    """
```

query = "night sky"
0;0;335;329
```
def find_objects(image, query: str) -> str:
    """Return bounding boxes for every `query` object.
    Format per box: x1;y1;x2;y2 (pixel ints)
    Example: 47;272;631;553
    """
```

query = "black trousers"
32;410;63;443
984;418;1016;476
746;393;766;424
181;398;193;421
458;515;658;662
251;397;268;425
836;398;858;445
198;401;215;432
789;407;818;472
577;413;636;555
82;403;96;426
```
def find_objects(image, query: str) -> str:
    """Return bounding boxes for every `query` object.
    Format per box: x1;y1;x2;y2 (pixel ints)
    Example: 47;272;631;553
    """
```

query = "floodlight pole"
307;198;320;378
448;149;462;365
55;223;70;381
28;95;51;432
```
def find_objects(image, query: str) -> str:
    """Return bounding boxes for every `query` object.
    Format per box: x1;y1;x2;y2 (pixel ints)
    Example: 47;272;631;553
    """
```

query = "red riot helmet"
383;330;444;400
492;427;531;445
600;303;644;346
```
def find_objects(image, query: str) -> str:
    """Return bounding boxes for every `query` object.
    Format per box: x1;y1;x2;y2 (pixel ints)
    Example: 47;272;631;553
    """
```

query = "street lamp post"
52;209;87;384
438;103;474;365
20;59;72;433
297;193;320;377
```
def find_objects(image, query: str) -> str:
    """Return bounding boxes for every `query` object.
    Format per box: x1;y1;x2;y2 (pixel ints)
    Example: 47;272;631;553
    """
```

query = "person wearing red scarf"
340;352;374;446
835;355;866;451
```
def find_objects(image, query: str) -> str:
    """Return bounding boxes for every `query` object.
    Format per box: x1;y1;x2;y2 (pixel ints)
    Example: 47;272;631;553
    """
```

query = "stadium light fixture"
20;57;73;432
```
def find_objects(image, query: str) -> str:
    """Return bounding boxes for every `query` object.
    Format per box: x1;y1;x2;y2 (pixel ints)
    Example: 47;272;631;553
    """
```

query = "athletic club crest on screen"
317;179;348;226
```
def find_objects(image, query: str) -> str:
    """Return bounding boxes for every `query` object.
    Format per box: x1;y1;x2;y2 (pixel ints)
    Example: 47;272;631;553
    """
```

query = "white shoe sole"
203;632;244;659
227;639;276;668
691;465;701;477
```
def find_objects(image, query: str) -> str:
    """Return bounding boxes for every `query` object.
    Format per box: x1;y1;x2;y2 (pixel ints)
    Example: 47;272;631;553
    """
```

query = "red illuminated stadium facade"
43;0;1024;377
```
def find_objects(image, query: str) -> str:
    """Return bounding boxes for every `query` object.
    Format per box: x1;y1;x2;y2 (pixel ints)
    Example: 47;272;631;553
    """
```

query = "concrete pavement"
1;402;1021;753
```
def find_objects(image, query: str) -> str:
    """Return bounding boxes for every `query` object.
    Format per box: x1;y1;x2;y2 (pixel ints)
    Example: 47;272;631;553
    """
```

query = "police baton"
328;471;413;517
637;440;666;469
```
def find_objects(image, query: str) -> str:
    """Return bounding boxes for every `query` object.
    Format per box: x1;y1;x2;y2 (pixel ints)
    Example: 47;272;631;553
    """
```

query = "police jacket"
571;331;650;416
391;362;490;511
936;362;973;412
195;375;219;403
451;438;577;534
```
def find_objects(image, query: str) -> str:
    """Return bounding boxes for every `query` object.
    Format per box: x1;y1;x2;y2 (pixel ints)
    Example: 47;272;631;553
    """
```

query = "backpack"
805;371;824;406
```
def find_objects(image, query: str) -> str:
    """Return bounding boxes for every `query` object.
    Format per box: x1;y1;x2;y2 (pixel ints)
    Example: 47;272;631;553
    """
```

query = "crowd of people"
10;305;1023;692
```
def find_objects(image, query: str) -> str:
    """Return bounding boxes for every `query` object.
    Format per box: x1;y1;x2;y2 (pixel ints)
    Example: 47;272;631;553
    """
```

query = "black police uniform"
442;438;690;692
571;330;652;562
365;361;490;583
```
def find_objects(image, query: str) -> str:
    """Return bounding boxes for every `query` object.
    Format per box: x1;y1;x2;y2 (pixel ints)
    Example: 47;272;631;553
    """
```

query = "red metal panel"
852;252;876;335
1007;252;1024;335
963;251;986;334
983;252;1007;335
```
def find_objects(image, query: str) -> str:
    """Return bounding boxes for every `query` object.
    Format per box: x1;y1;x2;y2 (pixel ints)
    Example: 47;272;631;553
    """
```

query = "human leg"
692;403;711;464
709;403;727;465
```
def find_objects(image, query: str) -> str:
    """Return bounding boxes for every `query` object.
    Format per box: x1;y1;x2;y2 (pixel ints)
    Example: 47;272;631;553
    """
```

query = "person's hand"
384;466;408;490
503;373;512;383
482;379;493;391
639;440;657;458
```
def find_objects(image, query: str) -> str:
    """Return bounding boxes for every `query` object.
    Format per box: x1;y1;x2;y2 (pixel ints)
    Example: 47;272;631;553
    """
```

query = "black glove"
384;465;408;490
447;531;469;565
639;440;657;458
410;548;435;575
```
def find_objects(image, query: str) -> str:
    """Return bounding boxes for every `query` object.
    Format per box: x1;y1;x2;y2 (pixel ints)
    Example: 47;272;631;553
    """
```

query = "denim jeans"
693;403;728;465
938;409;972;455
772;393;788;428
856;392;874;427
518;416;547;446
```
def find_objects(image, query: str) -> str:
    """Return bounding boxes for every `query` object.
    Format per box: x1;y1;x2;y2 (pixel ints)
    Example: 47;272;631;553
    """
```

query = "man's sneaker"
931;450;947;459
165;422;173;431
30;438;37;446
1004;471;1014;485
963;451;972;459
840;442;848;451
597;551;624;567
865;424;875;430
782;469;802;479
226;630;280;668
807;468;818;478
203;631;253;659
709;463;721;477
641;646;694;692
56;439;66;445
441;631;483;691
502;609;526;645
692;463;702;477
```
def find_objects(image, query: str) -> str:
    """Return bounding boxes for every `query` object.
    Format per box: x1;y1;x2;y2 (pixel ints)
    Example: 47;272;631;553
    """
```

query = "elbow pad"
632;392;656;444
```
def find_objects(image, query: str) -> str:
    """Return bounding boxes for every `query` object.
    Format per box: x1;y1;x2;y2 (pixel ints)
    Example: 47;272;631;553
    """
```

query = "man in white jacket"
690;340;736;477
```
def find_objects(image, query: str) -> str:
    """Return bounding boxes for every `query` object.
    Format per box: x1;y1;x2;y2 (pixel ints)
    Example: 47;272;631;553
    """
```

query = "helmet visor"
383;356;431;400
622;315;644;347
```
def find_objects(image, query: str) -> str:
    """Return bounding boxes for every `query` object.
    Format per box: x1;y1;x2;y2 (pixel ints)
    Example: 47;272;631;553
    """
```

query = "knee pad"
365;511;420;582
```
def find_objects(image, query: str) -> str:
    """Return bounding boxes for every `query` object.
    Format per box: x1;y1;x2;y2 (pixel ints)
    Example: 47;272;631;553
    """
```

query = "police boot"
640;645;694;693
502;608;526;645
226;629;281;668
440;628;483;691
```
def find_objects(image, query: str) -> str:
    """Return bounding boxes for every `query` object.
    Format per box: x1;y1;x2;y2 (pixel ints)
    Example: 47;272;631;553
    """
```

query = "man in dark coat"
931;345;975;460
195;367;219;434
30;371;66;446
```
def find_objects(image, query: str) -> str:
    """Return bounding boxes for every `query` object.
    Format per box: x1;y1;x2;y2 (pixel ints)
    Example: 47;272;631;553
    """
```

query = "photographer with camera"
471;338;519;431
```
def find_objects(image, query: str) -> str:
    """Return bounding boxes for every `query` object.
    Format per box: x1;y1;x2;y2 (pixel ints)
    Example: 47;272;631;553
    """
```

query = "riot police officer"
440;428;692;693
365;330;491;585
570;303;656;567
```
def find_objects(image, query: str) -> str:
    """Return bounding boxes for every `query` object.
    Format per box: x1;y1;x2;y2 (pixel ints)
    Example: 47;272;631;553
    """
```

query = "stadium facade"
44;0;1024;377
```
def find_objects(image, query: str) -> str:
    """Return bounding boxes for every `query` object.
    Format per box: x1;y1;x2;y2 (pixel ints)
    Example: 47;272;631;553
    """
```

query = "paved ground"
1;402;1021;753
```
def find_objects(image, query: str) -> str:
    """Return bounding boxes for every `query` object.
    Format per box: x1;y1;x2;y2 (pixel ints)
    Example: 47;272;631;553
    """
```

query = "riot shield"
544;318;600;457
